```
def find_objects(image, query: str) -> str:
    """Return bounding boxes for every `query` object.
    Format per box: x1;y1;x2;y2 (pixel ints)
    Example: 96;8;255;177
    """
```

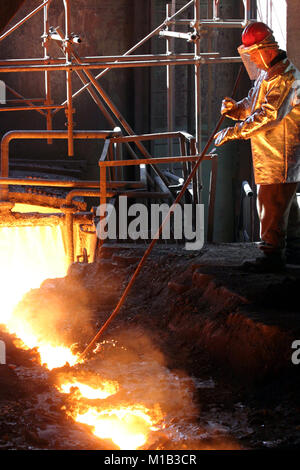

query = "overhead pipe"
0;56;243;73
0;54;202;66
0;59;210;73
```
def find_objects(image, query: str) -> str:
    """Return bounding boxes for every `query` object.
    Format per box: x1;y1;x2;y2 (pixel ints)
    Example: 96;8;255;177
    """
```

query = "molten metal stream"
0;224;79;368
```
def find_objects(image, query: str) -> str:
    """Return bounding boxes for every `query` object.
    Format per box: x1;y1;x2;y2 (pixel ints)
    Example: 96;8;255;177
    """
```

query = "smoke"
10;269;95;349
61;327;240;450
74;327;200;441
95;328;197;413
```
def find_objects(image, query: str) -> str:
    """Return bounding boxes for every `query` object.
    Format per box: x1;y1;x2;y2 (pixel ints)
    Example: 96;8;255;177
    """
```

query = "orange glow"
59;379;119;399
58;377;163;449
71;404;163;450
12;204;62;214
0;222;165;449
0;225;79;369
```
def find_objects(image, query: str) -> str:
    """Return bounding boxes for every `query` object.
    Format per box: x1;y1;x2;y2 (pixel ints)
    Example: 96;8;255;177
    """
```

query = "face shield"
238;34;279;80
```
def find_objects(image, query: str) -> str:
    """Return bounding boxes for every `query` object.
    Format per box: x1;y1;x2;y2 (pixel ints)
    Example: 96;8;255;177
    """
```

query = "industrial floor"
1;242;300;450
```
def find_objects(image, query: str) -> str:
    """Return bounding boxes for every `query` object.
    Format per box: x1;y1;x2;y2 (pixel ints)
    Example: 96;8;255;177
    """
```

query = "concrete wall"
287;0;300;70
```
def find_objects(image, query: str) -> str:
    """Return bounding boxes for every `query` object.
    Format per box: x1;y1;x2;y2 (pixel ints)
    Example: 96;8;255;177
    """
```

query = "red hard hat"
242;22;273;47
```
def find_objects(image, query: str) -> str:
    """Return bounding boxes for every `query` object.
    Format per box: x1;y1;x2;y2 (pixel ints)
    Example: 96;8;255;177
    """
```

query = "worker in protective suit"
214;22;300;272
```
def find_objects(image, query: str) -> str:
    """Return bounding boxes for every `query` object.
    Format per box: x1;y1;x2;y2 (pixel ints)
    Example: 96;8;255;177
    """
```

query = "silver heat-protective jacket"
225;55;300;184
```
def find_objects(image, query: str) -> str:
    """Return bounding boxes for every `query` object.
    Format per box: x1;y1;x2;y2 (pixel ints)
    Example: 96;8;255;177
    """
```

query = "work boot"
286;250;300;265
286;238;300;265
242;253;286;273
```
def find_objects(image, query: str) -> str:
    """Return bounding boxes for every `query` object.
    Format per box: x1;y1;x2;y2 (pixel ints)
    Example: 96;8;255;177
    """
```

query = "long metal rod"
167;19;246;27
78;65;244;359
159;31;192;40
64;189;169;207
110;131;195;143
0;105;64;112
0;53;212;66
98;155;209;167
0;0;52;43
4;99;45;102
0;57;242;73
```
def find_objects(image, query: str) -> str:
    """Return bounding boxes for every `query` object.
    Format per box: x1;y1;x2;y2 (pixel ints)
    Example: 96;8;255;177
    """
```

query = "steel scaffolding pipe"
0;178;144;189
166;19;245;27
63;0;74;156
0;57;243;73
43;0;53;143
0;105;65;112
166;2;175;165
0;53;206;66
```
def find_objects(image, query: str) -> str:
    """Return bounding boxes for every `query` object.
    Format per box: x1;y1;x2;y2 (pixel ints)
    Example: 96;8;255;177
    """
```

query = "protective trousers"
257;183;300;259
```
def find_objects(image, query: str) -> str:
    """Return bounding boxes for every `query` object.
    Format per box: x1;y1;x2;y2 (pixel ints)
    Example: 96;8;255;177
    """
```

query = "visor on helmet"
238;34;279;79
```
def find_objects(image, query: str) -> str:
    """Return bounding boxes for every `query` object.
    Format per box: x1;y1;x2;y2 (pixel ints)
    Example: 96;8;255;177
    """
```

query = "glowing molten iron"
59;380;120;400
58;378;162;449
0;225;78;369
0;223;163;449
73;404;161;450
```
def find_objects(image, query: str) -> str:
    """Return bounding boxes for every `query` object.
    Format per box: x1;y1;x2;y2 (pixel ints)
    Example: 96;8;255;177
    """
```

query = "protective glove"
221;97;237;116
214;126;237;146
